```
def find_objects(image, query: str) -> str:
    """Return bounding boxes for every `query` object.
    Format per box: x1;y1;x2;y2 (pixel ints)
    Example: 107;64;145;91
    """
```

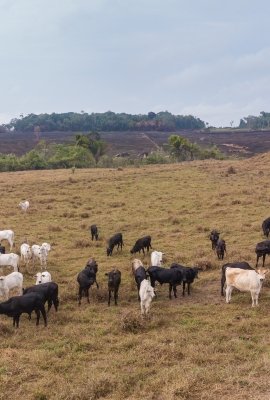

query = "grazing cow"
106;233;123;256
0;272;23;300
262;217;270;238
0;245;5;254
20;243;32;266
220;261;254;296
225;267;267;307
170;263;200;296
209;230;220;250
35;271;52;285
150;251;164;267
130;236;152;255
255;240;270;267
19;200;30;212
147;266;183;299
216;239;226;260
77;260;99;305
90;224;99;241
139;279;155;316
105;269;121;306
0;230;15;251
0;253;20;272
23;282;59;313
0;293;47;327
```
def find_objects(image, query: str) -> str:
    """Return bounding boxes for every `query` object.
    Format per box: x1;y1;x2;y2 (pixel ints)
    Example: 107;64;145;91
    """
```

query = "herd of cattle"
0;201;270;329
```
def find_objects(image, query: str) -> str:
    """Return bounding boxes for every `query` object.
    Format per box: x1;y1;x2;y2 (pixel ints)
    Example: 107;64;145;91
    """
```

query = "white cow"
20;243;32;266
225;267;267;307
0;230;15;251
139;279;155;316
19;200;30;212
0;272;23;300
35;271;52;284
0;253;20;272
151;251;164;267
32;243;51;268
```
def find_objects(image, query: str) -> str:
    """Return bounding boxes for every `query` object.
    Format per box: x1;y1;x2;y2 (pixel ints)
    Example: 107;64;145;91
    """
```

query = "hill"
1;155;270;399
1;129;270;157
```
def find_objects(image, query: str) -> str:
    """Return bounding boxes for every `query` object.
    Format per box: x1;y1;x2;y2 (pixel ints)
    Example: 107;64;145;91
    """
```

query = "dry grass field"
1;154;270;400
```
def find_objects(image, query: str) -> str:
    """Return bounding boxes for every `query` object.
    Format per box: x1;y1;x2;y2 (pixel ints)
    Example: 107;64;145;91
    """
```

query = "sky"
0;0;270;127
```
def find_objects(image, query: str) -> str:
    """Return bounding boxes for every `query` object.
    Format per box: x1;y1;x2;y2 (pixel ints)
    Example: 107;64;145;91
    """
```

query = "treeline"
6;111;205;132
239;111;270;129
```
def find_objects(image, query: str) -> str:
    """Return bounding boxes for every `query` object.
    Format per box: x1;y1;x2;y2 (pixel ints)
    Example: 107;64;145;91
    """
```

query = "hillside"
0;155;270;399
1;129;270;157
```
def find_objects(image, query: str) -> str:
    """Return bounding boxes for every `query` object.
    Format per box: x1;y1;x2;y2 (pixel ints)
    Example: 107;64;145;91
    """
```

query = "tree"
75;132;107;163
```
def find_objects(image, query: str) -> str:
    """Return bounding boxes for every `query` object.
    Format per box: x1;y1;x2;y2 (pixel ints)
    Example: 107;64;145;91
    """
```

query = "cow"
216;239;226;260
131;259;143;274
77;260;99;305
150;251;164;267
209;230;220;250
35;271;52;285
31;243;51;268
170;263;200;296
106;233;123;256
0;292;47;327
0;230;15;251
85;258;99;288
0;272;23;300
139;279;155;316
20;243;32;266
220;261;254;296
0;245;5;254
0;253;20;272
262;217;270;238
255;240;270;267
130;236;152;255
19;200;30;212
90;224;99;241
225;267;267;307
147;266;183;299
105;269;121;306
23;282;59;313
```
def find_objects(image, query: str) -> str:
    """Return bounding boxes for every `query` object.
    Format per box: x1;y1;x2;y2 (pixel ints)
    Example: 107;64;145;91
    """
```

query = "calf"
225;267;267;307
221;261;254;296
210;230;220;250
216;239;226;260
0;272;23;300
106;233;123;256
90;224;99;241
35;271;52;285
150;251;164;266
77;262;98;305
0;253;20;272
139;279;155;316
262;217;270;238
255;240;270;267
170;263;200;296
19;200;30;212
20;243;32;266
105;269;121;306
130;236;152;255
147;266;183;299
0;245;5;254
23;282;59;312
0;292;47;327
0;230;15;251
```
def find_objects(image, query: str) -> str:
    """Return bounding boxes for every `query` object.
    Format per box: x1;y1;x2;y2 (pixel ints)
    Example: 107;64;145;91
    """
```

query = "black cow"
147;266;183;299
90;224;99;241
0;244;5;254
130;236;152;255
170;263;200;296
255;240;270;267
262;217;270;238
0;293;47;328
216;239;226;260
209;230;220;250
105;269;121;306
220;261;254;296
85;258;99;288
23;282;59;312
77;260;99;305
134;266;147;300
107;233;123;256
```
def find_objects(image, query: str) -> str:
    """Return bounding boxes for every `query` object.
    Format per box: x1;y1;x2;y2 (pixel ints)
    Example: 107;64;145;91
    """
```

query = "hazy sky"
0;0;269;127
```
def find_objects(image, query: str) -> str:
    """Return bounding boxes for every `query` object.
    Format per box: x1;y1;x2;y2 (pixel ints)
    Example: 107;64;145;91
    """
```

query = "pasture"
0;154;270;400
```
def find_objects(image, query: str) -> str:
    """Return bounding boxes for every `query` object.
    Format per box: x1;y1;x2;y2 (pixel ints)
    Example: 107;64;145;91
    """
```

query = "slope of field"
1;129;270;157
1;155;270;399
